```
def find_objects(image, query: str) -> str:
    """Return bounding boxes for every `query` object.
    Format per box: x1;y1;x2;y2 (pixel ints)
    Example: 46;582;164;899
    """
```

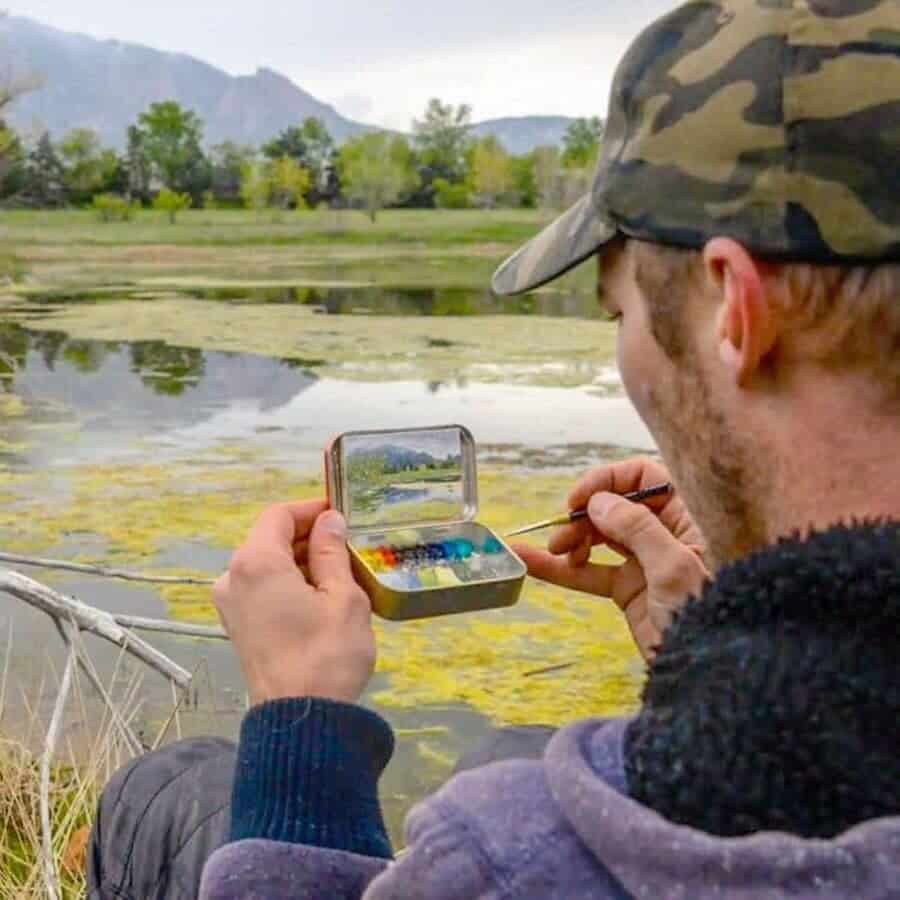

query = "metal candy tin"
325;425;526;621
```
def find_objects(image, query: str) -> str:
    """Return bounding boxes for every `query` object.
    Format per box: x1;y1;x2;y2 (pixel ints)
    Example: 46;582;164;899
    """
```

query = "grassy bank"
0;208;552;248
0;207;595;295
0;740;94;898
0;663;140;898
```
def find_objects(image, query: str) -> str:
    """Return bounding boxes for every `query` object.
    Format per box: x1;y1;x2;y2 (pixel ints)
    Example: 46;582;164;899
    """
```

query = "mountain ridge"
2;15;578;153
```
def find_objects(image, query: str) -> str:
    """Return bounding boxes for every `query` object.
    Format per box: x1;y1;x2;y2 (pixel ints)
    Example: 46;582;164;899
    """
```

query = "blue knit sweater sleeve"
230;698;395;860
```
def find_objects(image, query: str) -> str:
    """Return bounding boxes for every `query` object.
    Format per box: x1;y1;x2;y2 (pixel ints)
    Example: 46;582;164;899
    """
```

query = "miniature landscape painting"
344;428;465;527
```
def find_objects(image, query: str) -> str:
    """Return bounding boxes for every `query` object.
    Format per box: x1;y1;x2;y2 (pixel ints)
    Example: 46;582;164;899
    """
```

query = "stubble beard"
651;361;770;571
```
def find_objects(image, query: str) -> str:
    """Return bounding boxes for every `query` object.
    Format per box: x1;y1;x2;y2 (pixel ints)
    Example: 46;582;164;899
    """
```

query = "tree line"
0;94;603;223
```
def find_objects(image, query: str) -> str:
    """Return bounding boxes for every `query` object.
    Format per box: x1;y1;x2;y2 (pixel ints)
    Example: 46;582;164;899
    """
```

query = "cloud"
308;27;629;131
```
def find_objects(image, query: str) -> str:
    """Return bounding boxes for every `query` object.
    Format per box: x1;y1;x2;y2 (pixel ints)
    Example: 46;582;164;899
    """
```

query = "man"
89;1;900;897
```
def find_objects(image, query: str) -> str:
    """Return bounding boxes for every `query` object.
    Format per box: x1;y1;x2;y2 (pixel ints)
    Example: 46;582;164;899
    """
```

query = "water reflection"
0;320;654;472
2;324;212;396
26;284;603;320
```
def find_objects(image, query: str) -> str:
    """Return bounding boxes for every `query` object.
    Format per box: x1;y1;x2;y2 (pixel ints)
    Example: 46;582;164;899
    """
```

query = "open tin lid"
326;425;479;533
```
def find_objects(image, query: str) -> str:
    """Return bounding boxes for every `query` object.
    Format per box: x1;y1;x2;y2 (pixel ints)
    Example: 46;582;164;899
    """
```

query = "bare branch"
51;618;144;755
39;629;77;900
112;614;227;641
0;569;193;687
0;551;216;586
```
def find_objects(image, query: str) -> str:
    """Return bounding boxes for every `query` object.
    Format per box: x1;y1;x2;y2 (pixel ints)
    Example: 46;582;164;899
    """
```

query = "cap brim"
491;194;616;297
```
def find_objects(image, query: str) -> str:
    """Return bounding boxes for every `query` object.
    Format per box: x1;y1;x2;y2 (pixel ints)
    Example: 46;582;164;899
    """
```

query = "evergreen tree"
298;118;335;204
262;126;307;164
22;133;67;207
126;125;152;203
263;118;335;206
209;142;254;206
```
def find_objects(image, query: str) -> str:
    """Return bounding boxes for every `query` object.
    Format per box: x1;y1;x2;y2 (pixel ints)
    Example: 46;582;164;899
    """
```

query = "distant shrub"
153;189;192;224
433;178;470;210
202;190;218;210
92;193;138;223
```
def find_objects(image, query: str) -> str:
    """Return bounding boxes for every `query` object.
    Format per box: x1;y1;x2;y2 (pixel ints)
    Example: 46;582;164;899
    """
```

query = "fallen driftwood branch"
0;569;193;687
112;614;227;641
0;561;231;896
0;551;216;586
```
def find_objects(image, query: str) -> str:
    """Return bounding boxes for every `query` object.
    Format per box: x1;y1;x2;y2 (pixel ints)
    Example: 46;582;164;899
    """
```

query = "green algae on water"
0;454;643;729
9;298;617;389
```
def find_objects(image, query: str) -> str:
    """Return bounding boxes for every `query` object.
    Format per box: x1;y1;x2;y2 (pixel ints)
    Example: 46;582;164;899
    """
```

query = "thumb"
308;510;355;591
588;492;686;575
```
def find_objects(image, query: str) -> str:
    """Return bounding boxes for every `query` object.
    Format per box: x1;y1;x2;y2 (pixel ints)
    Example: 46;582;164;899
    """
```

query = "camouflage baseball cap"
492;0;900;297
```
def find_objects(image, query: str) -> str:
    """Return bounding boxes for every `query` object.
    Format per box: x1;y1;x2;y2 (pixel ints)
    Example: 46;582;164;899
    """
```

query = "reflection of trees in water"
183;284;599;320
130;342;206;397
0;324;210;398
302;287;600;319
63;340;112;374
0;322;28;382
0;324;119;376
31;330;68;370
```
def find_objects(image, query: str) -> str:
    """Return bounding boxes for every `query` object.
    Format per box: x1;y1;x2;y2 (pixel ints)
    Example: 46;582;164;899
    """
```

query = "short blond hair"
632;241;900;400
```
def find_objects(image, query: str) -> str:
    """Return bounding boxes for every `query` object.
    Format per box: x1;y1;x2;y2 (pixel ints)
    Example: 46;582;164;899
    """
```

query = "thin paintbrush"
505;483;673;538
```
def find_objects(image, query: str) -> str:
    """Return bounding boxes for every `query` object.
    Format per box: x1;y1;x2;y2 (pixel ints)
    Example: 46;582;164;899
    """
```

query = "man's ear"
703;238;779;388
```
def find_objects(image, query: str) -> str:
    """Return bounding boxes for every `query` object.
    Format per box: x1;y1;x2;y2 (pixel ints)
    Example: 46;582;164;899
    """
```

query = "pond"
0;283;655;842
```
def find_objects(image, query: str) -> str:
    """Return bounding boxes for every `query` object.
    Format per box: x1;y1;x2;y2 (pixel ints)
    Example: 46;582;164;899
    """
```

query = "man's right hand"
512;458;709;661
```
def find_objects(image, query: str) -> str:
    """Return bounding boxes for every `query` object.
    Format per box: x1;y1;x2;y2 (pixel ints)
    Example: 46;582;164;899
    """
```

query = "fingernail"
321;511;348;539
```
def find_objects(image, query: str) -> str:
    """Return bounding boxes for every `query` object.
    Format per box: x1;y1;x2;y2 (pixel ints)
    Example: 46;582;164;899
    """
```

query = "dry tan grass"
0;638;141;899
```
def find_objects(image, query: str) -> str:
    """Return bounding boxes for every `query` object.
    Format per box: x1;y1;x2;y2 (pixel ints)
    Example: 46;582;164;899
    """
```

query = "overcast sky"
9;1;674;129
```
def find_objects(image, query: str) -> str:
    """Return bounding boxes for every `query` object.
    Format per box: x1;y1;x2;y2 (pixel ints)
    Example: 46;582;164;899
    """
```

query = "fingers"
549;520;592;556
569;534;593;568
292;538;309;564
547;458;673;557
586;493;698;593
548;520;631;562
244;500;329;559
513;543;618;598
568;457;671;511
227;500;328;588
308;510;358;594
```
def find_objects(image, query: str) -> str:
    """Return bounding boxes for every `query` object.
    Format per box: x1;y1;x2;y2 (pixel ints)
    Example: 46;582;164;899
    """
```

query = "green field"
0;207;596;296
0;207;553;247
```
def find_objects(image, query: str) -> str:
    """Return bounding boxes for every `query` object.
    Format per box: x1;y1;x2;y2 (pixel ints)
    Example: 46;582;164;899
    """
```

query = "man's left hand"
213;500;376;707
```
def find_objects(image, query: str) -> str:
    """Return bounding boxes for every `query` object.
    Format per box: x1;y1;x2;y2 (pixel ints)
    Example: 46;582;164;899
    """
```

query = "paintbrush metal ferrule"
505;482;672;538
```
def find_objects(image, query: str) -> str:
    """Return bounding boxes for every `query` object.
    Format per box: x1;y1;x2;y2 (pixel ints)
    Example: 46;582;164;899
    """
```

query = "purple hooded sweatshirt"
201;523;900;900
201;716;900;899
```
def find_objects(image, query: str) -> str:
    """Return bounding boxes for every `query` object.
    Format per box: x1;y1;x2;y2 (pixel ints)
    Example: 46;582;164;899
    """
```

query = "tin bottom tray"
349;522;526;621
